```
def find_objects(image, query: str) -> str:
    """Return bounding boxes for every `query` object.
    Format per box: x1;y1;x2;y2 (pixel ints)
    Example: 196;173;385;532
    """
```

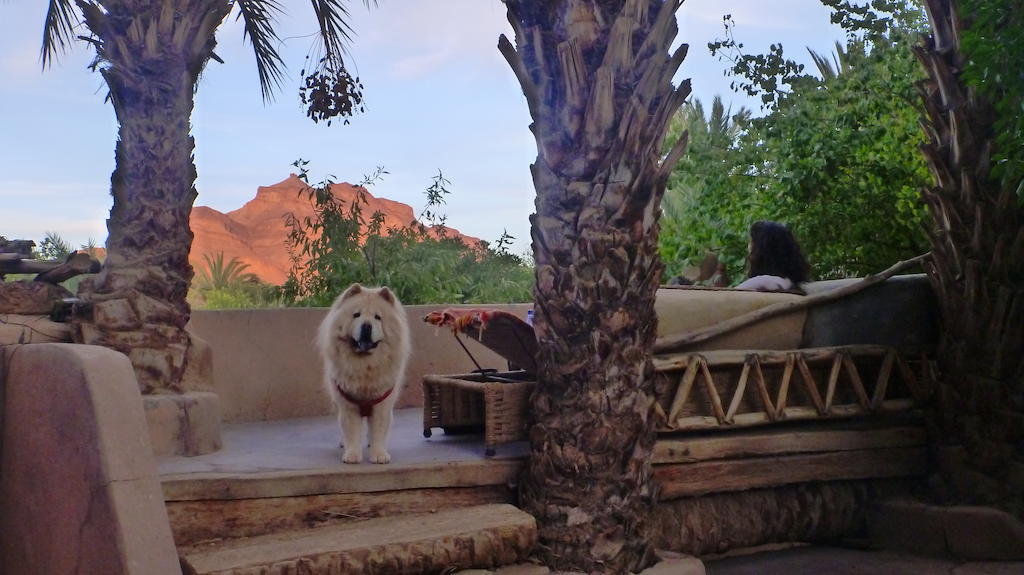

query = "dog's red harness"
336;383;394;417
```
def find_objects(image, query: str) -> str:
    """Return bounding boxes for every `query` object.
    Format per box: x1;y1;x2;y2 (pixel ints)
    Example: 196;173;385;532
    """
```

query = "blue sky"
0;1;844;256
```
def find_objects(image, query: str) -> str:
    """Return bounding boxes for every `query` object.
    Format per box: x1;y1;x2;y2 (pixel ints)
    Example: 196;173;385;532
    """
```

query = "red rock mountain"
190;175;478;285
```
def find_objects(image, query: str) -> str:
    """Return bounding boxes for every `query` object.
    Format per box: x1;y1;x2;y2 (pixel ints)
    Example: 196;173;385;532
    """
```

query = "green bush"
660;2;931;282
281;162;534;306
189;252;284;309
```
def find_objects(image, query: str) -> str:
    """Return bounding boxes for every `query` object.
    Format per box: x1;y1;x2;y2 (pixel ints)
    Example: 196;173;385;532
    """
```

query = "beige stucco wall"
187;304;533;423
655;288;806;350
188;289;808;424
0;344;180;575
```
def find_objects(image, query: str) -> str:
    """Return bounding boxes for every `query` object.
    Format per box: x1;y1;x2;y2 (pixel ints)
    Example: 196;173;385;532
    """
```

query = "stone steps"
180;503;536;575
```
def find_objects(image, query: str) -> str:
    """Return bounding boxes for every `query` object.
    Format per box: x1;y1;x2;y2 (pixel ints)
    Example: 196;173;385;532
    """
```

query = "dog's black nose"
353;322;378;353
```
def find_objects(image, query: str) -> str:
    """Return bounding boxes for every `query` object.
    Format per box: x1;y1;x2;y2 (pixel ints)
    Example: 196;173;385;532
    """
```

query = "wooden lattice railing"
652;345;935;432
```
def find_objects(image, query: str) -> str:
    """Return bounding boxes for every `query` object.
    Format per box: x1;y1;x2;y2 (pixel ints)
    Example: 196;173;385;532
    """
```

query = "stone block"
133;292;182;324
180;504;536;574
181;330;215;393
942;506;1024;560
0;280;72;314
870;499;1024;560
868;500;949;557
144;391;223;456
0;314;71;344
93;297;141;330
636;555;705;575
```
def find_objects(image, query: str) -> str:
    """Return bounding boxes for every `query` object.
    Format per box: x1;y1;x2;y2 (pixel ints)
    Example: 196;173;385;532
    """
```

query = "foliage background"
659;0;932;284
280;163;534;307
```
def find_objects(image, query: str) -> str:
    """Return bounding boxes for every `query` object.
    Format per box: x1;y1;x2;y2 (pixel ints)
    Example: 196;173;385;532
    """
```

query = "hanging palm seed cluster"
299;56;364;126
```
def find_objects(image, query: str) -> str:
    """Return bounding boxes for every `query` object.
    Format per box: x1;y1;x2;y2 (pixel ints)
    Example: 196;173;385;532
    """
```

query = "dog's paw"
342;449;363;464
368;448;391;464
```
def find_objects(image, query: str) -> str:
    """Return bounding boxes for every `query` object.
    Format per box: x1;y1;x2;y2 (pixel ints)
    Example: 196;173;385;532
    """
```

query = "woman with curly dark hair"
736;220;811;292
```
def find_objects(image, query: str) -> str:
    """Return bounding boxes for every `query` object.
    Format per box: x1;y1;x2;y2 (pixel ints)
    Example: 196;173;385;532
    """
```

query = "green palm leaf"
41;0;79;69
236;0;288;102
310;0;375;62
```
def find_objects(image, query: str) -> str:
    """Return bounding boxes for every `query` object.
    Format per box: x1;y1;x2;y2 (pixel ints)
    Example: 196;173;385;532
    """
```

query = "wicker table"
422;370;535;456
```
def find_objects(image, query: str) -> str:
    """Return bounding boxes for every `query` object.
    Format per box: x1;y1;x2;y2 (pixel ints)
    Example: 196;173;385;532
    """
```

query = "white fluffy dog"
317;283;411;464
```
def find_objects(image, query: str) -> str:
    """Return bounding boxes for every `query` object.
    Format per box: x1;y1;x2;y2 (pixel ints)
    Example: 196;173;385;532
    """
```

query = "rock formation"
189;175;479;286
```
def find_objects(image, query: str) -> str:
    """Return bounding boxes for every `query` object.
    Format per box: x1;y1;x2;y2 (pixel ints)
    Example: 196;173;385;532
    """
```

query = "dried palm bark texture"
71;1;232;392
916;0;1024;515
500;0;690;571
651;479;917;555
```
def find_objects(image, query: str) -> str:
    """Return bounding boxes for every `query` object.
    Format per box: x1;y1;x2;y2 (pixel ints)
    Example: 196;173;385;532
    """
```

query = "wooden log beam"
35;252;101;284
665;404;905;431
655;446;927;500
653;253;932;354
653;425;926;464
1;252;100;284
653;344;895;371
2;259;62;274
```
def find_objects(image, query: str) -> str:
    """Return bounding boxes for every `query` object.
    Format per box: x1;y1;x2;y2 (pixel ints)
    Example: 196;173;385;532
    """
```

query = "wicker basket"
422;370;536;456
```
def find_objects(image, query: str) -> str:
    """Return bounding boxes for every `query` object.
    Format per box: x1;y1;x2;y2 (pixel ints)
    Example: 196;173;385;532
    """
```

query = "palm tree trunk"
916;0;1024;516
72;1;231;393
501;1;690;571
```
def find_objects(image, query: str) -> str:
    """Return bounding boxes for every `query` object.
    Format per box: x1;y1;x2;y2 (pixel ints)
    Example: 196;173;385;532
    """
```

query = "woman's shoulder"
735;275;795;292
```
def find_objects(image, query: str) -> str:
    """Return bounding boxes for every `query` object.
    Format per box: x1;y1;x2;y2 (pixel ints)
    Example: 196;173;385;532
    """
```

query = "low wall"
187;304;532;423
0;344;180;575
188;291;808;423
188;276;938;424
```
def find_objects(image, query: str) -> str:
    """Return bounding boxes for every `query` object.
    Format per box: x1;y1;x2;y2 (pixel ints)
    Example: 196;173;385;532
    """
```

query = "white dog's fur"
317;283;411;464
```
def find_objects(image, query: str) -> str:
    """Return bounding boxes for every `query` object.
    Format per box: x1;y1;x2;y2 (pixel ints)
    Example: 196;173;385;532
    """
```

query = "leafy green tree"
282;162;534;306
746;27;931;277
662;0;931;281
659;96;753;280
37;0;373;392
958;0;1024;193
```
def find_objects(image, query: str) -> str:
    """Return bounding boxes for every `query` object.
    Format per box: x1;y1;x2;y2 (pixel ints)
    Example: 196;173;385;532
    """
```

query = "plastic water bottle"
526;309;534;326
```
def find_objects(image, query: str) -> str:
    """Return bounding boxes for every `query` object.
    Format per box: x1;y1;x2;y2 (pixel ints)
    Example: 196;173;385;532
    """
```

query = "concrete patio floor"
157;407;528;478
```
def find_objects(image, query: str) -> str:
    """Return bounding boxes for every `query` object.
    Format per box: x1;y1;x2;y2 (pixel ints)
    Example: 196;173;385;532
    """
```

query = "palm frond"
41;0;80;69
309;0;375;63
235;0;287;102
807;46;836;81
